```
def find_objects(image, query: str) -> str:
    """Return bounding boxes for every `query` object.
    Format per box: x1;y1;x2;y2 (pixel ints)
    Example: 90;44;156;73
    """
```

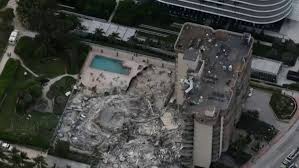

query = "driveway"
245;88;288;131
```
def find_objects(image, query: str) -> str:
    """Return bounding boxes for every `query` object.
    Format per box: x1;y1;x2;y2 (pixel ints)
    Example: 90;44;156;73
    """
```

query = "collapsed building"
56;66;186;168
55;22;253;168
175;23;253;168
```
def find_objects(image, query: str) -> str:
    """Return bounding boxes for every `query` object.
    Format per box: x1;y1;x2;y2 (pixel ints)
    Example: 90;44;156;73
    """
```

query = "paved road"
247;91;299;168
252;118;299;168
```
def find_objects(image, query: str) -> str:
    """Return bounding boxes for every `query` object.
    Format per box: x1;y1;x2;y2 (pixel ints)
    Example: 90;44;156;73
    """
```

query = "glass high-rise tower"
157;0;293;24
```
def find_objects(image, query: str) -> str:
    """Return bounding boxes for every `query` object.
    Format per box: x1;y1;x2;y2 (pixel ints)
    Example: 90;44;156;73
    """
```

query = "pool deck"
80;47;147;92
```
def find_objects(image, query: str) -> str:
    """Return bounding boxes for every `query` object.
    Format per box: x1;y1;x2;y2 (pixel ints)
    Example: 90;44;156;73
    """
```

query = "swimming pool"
90;55;130;75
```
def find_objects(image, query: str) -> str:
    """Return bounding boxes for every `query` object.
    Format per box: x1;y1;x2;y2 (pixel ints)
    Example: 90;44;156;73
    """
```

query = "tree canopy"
113;0;171;26
17;0;57;30
58;0;116;19
16;0;91;74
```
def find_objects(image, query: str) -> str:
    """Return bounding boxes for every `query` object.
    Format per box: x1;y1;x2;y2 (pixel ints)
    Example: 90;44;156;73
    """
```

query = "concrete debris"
56;66;184;168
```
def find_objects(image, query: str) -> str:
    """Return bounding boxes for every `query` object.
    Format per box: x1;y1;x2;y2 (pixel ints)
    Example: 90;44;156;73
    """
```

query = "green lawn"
14;36;66;77
47;76;76;115
0;8;14;55
252;43;272;57
28;57;66;78
15;36;90;77
270;92;296;120
0;59;59;149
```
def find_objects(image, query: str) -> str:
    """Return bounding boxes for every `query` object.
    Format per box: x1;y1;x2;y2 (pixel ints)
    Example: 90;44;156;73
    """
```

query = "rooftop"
79;19;136;41
183;48;200;61
175;23;253;123
251;57;282;75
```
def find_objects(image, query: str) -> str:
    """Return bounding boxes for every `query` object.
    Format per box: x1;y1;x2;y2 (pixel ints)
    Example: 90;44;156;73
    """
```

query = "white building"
80;19;136;42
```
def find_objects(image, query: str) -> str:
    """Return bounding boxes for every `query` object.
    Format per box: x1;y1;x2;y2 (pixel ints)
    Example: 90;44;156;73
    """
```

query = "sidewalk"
13;144;90;168
242;90;299;168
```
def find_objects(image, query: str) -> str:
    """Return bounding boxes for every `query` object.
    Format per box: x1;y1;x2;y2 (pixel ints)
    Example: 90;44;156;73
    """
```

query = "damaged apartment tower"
175;23;253;168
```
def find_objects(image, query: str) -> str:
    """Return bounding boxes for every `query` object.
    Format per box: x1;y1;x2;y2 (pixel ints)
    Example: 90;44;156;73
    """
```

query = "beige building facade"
175;23;253;168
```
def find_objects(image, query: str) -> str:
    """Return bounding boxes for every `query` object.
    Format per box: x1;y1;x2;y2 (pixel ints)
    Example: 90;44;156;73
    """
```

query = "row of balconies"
157;0;293;24
185;0;292;11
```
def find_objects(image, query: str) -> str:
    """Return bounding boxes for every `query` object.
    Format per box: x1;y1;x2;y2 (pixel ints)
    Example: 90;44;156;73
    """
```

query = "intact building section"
157;0;293;24
251;57;282;83
175;23;253;168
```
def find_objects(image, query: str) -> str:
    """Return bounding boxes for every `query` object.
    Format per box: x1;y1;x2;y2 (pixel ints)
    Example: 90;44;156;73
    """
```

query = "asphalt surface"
247;91;299;168
252;120;299;168
245;88;288;131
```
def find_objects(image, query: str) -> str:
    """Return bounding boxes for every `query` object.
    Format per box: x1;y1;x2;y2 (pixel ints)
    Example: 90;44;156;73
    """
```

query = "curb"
242;95;299;168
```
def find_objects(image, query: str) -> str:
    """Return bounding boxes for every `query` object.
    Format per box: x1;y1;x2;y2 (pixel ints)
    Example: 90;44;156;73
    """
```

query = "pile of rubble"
56;65;183;167
57;93;183;168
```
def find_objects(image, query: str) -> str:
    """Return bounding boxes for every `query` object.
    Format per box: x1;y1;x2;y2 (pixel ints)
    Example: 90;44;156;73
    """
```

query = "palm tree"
108;32;120;42
94;28;105;40
33;155;47;168
9;148;32;168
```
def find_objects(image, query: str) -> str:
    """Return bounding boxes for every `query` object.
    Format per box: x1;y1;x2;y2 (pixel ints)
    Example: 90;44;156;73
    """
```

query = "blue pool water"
90;55;130;75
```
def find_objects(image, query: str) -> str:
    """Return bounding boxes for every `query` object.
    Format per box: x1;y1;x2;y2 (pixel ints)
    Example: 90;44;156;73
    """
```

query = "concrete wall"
176;53;189;105
193;120;213;168
184;55;200;71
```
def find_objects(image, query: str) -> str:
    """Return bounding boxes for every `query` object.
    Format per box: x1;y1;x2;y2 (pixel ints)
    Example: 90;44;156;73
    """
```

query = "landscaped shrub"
58;0;116;20
0;8;14;22
237;112;278;142
270;92;295;119
253;40;299;66
14;36;37;58
283;83;299;92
